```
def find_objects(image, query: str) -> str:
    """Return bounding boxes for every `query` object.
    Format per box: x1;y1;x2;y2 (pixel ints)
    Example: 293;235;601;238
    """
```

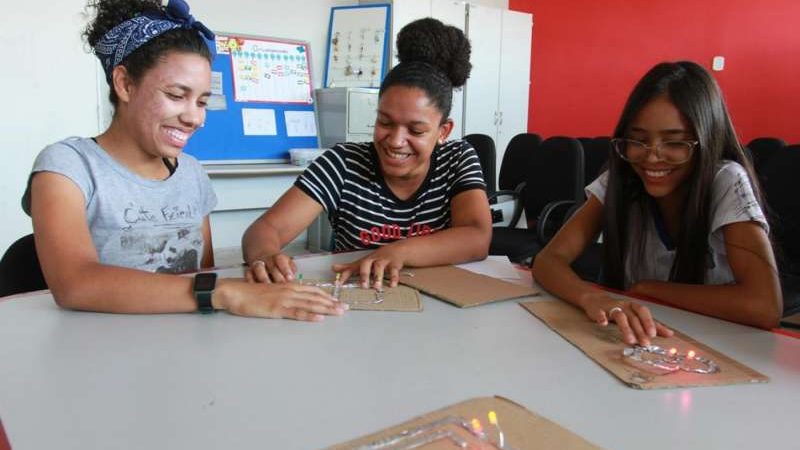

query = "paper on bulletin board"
284;110;317;137
210;71;224;95
241;108;277;136
228;36;313;104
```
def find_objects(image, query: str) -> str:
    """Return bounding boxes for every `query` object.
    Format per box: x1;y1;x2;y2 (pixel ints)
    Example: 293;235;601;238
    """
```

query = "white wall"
0;0;354;255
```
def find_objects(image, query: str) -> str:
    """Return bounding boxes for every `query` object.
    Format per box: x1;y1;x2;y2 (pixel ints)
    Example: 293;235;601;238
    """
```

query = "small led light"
669;348;678;356
687;350;696;359
471;418;483;434
488;411;498;425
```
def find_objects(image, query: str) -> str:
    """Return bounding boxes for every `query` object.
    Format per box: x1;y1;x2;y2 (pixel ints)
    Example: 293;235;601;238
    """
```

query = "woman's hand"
245;253;297;283
213;279;346;321
579;291;673;345
331;245;408;289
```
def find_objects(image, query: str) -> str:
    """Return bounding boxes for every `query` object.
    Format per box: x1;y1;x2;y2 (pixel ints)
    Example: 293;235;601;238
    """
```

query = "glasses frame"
611;138;698;165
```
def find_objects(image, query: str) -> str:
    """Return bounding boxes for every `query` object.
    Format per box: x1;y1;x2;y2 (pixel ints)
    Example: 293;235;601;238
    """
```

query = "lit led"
669;348;678;356
687;350;696;358
488;411;498;425
471;418;483;434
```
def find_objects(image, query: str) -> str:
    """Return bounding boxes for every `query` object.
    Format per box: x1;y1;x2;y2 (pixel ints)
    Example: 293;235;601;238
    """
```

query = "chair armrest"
487;189;521;203
536;200;577;244
488;182;527;228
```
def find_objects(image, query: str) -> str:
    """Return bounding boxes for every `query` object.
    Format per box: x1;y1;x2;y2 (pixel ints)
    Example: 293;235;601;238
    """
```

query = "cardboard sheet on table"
327;396;603;450
521;300;769;389
780;311;800;329
307;280;421;312
397;266;538;308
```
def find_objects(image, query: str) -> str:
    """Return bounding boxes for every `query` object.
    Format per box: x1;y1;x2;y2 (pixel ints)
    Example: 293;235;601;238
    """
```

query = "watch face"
194;273;218;291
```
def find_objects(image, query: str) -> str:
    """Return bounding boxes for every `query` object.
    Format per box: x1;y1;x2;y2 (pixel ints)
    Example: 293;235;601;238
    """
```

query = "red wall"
509;0;800;144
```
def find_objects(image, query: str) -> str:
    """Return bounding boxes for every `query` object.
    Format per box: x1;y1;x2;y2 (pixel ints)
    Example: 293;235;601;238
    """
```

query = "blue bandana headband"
94;0;215;81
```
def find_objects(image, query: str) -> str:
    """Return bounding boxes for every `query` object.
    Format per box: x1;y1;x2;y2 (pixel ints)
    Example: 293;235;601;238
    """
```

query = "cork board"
521;300;769;389
397;266;539;308
326;396;604;450
303;280;422;312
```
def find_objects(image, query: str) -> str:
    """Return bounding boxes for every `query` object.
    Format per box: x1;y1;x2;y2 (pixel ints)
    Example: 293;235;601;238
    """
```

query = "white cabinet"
464;6;532;176
204;165;306;259
495;9;533;159
374;0;532;177
315;87;379;147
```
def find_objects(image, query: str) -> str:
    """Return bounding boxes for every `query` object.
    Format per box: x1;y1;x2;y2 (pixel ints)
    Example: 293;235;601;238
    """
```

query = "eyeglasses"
611;138;698;165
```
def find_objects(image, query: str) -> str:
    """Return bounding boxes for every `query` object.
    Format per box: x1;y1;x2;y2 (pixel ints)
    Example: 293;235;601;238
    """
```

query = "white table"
1;253;798;450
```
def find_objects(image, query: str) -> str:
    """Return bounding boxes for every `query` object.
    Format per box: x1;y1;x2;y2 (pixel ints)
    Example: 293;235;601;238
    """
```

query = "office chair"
759;144;800;315
486;133;542;229
746;137;785;175
579;136;611;187
463;133;497;198
526;137;586;243
489;136;585;265
0;234;47;297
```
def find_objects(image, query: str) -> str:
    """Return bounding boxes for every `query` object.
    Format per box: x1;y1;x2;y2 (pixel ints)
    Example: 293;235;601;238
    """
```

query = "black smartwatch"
192;272;218;314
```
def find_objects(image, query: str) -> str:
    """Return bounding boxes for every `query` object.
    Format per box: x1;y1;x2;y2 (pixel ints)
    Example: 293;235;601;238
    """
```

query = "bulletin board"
323;4;391;89
183;33;318;164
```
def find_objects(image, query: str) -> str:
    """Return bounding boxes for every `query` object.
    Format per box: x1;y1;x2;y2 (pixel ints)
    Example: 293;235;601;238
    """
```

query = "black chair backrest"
523;136;585;224
0;234;47;297
580;136;611;186
746;137;786;174
463;133;497;196
760;144;800;269
498;133;542;191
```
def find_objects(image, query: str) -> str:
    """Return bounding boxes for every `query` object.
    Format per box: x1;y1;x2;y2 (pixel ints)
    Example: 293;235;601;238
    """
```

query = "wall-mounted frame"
324;4;391;88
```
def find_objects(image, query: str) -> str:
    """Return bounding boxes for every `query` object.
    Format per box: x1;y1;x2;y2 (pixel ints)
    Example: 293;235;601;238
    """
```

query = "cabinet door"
389;0;433;67
463;4;502;141
497;10;532;162
432;1;467;139
347;90;379;134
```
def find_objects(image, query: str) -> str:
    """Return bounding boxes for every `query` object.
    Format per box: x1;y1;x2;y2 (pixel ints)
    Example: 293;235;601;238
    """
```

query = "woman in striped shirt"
243;18;492;289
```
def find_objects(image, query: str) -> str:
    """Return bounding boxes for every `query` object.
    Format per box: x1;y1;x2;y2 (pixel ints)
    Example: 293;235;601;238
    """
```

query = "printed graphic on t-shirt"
732;174;761;221
358;222;435;246
100;202;203;273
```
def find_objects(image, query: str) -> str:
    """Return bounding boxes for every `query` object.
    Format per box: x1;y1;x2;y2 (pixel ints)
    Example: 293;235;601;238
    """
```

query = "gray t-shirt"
22;137;217;273
586;161;767;287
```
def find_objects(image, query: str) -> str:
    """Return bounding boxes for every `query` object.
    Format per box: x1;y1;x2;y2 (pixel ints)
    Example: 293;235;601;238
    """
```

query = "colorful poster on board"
217;36;313;104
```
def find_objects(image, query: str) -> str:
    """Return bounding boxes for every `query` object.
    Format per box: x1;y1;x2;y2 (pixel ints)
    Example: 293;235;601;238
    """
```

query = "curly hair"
83;0;212;106
379;18;472;122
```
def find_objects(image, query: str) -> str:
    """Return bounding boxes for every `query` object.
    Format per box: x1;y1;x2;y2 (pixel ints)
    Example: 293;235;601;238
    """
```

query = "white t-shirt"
586;161;767;287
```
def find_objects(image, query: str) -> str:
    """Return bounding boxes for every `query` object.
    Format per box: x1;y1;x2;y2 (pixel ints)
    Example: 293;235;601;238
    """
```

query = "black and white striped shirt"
295;140;486;251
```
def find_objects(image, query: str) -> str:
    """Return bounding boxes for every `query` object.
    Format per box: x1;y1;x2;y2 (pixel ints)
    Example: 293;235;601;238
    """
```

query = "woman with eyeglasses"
532;61;782;345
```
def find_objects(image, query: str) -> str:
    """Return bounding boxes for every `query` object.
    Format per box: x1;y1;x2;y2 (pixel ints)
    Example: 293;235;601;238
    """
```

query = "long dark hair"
603;61;764;288
379;18;471;123
83;0;212;106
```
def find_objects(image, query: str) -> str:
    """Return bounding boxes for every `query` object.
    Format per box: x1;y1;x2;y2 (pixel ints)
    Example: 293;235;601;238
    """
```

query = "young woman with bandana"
242;18;492;290
22;0;345;321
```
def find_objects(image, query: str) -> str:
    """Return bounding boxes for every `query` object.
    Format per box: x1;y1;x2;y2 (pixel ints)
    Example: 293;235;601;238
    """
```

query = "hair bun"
396;18;472;88
84;0;161;48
